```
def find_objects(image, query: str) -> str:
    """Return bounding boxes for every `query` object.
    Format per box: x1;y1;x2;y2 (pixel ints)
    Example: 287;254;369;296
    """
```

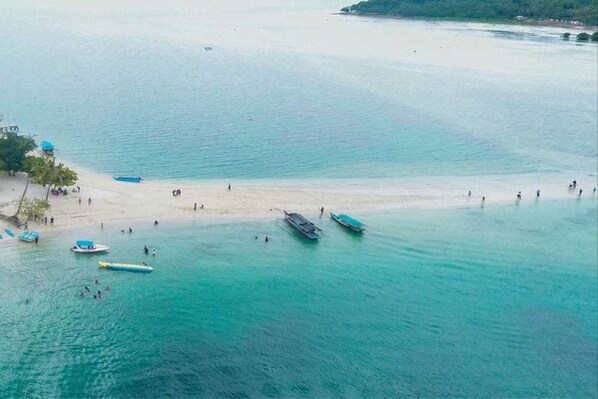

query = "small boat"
70;240;110;253
4;228;15;237
113;176;143;183
18;231;39;242
284;211;320;240
98;261;153;273
41;141;54;155
330;213;366;233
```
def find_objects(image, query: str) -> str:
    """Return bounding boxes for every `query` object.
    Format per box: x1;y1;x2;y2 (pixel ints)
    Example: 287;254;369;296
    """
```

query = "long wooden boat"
98;261;153;273
18;231;40;242
113;176;142;183
70;240;110;253
284;211;320;240
330;213;366;233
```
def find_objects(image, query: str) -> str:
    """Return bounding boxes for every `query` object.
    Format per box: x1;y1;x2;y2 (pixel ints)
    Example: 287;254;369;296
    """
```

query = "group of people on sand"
78;278;110;300
51;187;68;196
464;179;598;204
193;203;204;211
172;189;182;196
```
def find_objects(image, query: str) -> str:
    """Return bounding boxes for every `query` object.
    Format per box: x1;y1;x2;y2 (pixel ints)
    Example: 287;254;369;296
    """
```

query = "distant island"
341;0;598;27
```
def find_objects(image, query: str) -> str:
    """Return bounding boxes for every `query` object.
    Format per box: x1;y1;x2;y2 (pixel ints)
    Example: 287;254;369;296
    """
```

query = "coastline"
1;158;596;237
334;12;598;32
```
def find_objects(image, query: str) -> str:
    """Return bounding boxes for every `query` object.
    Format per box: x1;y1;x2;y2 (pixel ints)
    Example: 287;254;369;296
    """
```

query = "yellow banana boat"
98;261;153;273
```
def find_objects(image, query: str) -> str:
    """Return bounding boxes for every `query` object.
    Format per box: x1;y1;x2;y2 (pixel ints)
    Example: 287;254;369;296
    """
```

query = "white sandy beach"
1;159;596;235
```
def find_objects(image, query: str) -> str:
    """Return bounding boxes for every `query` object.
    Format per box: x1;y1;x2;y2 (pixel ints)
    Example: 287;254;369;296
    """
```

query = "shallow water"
1;199;596;397
0;1;596;180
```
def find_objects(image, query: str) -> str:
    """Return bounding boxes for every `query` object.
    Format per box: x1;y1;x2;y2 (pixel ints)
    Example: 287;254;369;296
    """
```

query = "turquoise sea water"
1;200;596;397
0;1;596;180
1;0;597;397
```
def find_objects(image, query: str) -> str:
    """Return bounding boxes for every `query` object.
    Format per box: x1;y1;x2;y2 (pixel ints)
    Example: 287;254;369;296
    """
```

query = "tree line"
0;130;78;222
341;0;598;26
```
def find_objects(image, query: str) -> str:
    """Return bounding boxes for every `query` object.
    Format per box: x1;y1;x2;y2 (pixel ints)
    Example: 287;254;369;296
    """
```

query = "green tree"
0;132;37;176
577;32;590;40
26;157;78;202
11;197;50;221
591;31;598;41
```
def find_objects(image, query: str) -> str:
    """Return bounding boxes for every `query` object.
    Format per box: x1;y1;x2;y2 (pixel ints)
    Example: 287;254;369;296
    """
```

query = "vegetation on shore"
341;0;598;26
1;130;78;222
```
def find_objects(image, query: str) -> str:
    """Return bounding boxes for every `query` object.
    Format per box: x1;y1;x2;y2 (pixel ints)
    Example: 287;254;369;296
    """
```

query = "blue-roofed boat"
98;261;153;273
70;240;110;253
284;211;320;240
330;213;366;233
41;141;54;155
113;177;142;183
18;231;40;242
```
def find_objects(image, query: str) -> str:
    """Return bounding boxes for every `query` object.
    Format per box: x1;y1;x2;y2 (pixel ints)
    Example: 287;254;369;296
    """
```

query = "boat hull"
71;245;110;253
284;211;320;240
330;213;365;233
18;231;40;242
98;261;153;273
113;177;142;183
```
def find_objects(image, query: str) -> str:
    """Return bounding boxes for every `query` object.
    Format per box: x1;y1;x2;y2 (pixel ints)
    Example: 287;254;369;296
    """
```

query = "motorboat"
70;240;110;253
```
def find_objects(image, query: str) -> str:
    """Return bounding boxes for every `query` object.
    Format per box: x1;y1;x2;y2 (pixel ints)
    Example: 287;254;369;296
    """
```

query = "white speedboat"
70;240;110;253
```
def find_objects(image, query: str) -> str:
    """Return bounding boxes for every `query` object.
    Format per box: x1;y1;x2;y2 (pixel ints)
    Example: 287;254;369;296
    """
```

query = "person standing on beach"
50;217;54;225
78;198;81;205
320;206;324;216
194;203;197;211
517;191;522;200
228;183;231;191
579;189;583;196
34;236;38;245
468;190;471;197
88;198;92;205
101;222;103;229
536;189;541;198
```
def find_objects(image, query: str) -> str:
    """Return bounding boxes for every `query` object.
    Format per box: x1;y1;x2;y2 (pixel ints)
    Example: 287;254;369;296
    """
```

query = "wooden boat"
98;261;153;273
330;213;366;233
70;240;110;253
284;211;320;240
18;231;39;242
113;176;142;183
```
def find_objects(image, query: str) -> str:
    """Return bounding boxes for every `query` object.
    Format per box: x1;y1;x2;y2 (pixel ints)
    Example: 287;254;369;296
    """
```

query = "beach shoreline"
1;159;596;238
334;12;598;31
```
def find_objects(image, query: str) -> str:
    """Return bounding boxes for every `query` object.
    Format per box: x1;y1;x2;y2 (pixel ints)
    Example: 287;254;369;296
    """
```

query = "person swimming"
144;245;149;254
85;285;90;292
95;278;99;285
79;291;86;297
105;286;111;292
